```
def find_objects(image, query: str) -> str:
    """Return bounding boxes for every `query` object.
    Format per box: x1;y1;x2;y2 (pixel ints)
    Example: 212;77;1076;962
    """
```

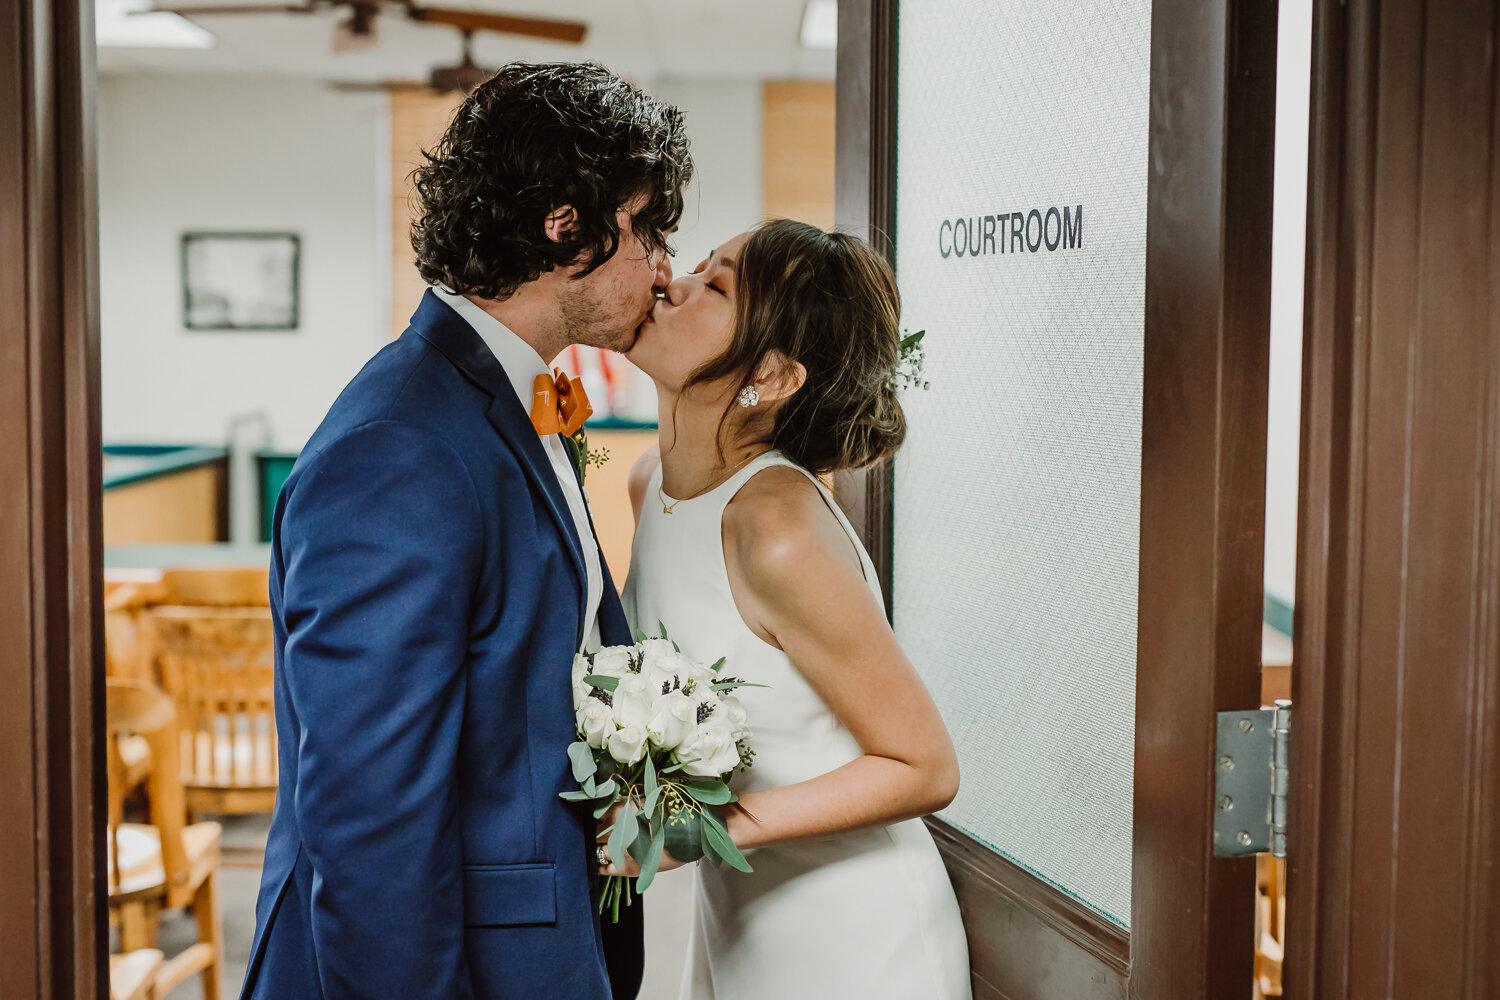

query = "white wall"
1263;0;1314;608
98;75;386;454
99;74;763;446
649;78;765;279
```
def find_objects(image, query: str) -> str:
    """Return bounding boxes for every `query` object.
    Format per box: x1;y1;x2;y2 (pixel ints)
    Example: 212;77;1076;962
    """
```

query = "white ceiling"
96;0;837;84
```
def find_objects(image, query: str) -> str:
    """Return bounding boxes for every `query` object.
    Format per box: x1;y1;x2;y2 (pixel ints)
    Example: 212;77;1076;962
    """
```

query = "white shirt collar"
431;286;551;409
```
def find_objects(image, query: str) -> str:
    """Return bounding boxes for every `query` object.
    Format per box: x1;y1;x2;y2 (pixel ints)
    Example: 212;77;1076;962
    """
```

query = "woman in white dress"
605;219;972;999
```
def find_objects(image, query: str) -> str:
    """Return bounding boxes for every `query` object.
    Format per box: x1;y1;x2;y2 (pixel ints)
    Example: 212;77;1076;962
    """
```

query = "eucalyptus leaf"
584;674;620;692
635;628;648;641
658;621;669;639
559;789;596;802
708;657;727;674
608;802;637;874
592;777;618;800
635;822;667;892
662;807;705;863
629;815;654;865
644;754;659;812
710;681;770;691
683;781;733;805
568;741;597;783
700;807;753;873
661;761;688;774
593;797;617;819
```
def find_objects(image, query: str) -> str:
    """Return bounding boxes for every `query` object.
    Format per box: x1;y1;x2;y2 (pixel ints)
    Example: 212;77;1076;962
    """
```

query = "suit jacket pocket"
462;863;557;927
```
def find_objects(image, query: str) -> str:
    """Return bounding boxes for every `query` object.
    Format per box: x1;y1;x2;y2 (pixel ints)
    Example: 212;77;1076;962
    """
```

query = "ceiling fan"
339;26;496;94
147;1;588;52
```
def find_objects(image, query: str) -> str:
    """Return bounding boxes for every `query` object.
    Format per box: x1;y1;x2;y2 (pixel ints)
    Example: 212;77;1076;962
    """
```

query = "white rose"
644;650;700;695
577;698;616;749
645;690;698;750
717;695;751;740
676;711;742;778
687;657;720;683
589;646;636;679
636;637;675;662
572;653;595;706
612;673;658;728
607;722;649;765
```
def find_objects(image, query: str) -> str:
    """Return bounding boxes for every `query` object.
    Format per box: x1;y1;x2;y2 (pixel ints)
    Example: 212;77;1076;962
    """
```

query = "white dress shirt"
432;287;603;653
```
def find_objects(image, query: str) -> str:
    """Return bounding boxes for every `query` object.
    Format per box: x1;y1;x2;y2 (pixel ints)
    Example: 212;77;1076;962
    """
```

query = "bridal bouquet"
561;626;759;922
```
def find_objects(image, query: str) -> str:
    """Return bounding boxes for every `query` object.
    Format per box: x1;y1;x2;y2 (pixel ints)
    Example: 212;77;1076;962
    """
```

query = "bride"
605;219;972;999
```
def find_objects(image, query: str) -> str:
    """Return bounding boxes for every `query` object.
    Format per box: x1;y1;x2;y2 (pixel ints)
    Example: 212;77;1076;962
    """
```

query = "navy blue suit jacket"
240;291;641;999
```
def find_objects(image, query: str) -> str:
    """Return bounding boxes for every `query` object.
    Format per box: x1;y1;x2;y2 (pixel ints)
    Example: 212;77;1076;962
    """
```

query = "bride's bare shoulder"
627;444;662;524
723;467;859;588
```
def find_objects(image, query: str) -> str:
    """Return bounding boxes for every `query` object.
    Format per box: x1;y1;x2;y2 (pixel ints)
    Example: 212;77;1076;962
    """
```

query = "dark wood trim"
0;1;106;997
927;818;1129;996
214;455;233;542
1289;1;1500;996
1131;0;1277;995
833;0;896;617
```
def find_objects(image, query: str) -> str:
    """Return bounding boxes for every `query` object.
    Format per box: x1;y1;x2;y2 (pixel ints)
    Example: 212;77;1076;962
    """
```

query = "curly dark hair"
687;220;907;474
409;62;693;300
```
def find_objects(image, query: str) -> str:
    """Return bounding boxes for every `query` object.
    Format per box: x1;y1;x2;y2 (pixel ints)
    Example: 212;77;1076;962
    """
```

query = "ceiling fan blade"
147;3;318;14
404;6;587;44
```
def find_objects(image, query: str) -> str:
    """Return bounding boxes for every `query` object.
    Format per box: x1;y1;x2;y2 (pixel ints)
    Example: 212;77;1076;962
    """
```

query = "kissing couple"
240;61;970;1000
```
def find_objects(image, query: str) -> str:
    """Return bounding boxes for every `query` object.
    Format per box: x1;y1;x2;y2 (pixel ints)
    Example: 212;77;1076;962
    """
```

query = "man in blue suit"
240;63;692;1000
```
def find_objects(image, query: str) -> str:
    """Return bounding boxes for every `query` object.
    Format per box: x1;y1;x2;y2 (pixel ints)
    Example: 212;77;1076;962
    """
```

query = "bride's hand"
595;802;690;877
596;841;688;878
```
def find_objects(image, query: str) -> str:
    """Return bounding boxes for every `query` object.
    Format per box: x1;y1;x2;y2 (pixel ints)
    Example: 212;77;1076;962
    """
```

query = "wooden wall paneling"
389;89;463;340
103;465;227;544
763;81;837;230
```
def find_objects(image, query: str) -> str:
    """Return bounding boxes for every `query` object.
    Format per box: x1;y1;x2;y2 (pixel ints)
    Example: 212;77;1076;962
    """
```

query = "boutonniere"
570;426;610;485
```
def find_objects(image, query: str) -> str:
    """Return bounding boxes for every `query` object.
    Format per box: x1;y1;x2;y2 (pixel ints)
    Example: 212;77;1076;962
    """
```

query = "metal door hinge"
1213;701;1290;858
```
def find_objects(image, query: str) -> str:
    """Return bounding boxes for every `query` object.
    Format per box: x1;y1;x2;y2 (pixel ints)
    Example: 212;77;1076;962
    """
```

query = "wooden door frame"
0;1;107;997
832;1;1277;996
1287;1;1500;996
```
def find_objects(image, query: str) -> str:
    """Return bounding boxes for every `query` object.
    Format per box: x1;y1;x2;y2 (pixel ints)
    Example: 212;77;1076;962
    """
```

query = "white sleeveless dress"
621;450;972;1000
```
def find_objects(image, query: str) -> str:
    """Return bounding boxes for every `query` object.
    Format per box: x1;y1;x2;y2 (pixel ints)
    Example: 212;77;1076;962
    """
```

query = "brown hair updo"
685;219;907;474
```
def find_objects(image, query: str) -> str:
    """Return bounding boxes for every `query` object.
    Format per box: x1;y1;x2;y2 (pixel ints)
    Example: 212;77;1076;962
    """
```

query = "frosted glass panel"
893;0;1151;927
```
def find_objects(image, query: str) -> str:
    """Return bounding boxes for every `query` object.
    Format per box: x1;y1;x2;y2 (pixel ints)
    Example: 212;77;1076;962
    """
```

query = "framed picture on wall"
181;232;300;331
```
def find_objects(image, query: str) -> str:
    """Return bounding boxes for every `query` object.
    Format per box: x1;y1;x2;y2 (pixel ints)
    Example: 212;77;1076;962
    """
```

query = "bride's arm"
626;443;661;528
718;470;960;850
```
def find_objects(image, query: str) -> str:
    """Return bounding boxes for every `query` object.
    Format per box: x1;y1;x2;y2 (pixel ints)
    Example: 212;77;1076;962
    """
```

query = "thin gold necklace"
658;451;766;514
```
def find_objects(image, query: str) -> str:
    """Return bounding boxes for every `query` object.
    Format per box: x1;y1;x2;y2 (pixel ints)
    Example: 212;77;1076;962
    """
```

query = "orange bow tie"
530;369;593;437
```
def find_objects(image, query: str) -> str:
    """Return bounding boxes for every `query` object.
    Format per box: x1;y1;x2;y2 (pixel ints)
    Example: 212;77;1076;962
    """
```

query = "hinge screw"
1217;795;1234;811
1218;755;1234;771
1239;719;1254;733
1237;831;1253;847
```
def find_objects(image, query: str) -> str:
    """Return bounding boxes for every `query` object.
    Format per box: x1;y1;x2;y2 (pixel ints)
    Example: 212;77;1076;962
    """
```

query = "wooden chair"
159;566;270;607
105;678;224;1000
1253;852;1286;998
110;948;163;1000
105;583;166;797
150;605;278;818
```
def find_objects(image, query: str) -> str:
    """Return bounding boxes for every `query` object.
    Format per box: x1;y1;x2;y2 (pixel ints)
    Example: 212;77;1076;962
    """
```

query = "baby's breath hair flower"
890;330;931;393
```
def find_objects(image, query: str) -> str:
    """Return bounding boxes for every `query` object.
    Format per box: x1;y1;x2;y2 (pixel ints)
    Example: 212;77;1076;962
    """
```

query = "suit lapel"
408;290;588;607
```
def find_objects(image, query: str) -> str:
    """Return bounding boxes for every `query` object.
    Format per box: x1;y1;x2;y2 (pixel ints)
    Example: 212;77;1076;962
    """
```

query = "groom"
240;63;692;1000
